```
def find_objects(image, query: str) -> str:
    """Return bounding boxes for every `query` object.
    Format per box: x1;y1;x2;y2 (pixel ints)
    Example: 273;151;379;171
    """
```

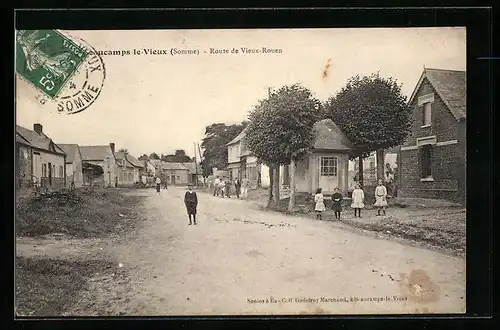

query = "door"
171;175;176;185
48;162;52;186
318;156;338;193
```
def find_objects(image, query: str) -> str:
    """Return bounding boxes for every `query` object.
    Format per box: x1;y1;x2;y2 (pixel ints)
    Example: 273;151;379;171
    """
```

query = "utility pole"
193;142;198;186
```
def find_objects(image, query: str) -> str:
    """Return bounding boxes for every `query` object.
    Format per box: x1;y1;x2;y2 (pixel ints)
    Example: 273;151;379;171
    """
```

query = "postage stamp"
15;29;105;114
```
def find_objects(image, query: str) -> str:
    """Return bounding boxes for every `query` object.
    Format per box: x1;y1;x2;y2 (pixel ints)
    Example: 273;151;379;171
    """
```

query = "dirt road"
17;186;466;315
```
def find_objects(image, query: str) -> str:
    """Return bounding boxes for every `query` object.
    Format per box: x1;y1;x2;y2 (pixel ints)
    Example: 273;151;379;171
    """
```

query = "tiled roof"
162;162;189;171
58;144;80;163
408;68;466;121
16;125;65;155
424;68;466;121
313;119;354;151
79;145;113;161
114;151;144;168
181;162;203;174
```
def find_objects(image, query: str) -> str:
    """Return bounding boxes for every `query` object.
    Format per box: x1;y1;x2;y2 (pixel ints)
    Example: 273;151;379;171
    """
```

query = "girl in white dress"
314;188;326;220
351;183;365;218
374;178;388;216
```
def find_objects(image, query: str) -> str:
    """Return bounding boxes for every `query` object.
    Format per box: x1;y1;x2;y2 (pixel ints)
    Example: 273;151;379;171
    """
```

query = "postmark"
16;29;106;115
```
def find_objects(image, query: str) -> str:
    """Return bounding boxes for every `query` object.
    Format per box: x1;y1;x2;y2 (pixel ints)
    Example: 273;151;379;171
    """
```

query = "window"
52;165;56;177
128;173;132;181
422;102;432;126
59;166;63;178
320;157;338;176
420;145;432;179
42;164;47;177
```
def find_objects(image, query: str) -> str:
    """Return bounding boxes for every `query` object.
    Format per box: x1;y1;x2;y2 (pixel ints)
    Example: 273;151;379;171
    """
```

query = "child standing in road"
184;184;198;225
374;178;388;216
314;188;326;220
351;183;365;218
331;187;343;220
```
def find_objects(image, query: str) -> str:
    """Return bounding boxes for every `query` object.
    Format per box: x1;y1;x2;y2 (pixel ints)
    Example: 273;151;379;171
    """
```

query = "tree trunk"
376;149;385;181
288;159;296;212
358;156;364;187
273;164;280;204
267;165;274;208
257;160;262;188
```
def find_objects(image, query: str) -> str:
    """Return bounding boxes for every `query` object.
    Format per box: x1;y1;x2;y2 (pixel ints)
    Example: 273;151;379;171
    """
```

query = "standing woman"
225;178;232;198
241;178;249;198
184;184;198;225
314;188;326;220
374;178;388;216
351;183;365;218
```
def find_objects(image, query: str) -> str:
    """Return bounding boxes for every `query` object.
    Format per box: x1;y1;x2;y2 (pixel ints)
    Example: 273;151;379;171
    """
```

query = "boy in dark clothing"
234;178;241;198
184;184;198;225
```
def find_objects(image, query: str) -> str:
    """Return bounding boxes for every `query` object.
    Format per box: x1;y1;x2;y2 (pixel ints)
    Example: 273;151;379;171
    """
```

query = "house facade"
79;143;118;187
182;162;204;185
286;119;353;195
226;127;270;188
398;68;466;204
115;151;144;186
16;123;67;189
162;162;190;185
59;144;84;188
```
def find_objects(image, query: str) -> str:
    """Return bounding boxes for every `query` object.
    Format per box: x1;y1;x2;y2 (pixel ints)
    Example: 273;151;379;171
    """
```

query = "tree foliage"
326;73;411;159
161;149;192;163
200;122;248;176
244;84;322;166
138;154;149;161
149;152;160;160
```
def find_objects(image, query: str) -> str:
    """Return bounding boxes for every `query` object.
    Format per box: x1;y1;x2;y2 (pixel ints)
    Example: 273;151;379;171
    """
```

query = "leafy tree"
161;149;192;163
326;73;411;185
244;84;322;210
118;148;128;153
149;152;160;160
200;122;248;177
138;154;149;161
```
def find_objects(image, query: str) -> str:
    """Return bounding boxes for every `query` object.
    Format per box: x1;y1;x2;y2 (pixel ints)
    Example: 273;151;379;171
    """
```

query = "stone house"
162;162;190;185
115;151;144;187
16;123;66;189
58;144;84;188
398;68;466;204
79;143;118;187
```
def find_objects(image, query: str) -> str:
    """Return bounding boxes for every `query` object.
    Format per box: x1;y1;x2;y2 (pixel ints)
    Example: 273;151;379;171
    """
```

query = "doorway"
319;156;338;193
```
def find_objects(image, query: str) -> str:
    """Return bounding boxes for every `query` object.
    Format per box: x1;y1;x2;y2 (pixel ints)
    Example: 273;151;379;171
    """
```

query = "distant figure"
374;178;388;216
234;177;241;198
314;188;326;220
219;179;226;197
163;179;168;190
331;187;343;220
213;176;220;196
184;184;198;225
155;177;161;193
241;178;249;198
351;183;365;218
225;179;232;198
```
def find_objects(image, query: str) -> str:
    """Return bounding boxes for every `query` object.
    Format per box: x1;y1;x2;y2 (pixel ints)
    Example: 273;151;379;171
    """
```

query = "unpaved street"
17;187;466;316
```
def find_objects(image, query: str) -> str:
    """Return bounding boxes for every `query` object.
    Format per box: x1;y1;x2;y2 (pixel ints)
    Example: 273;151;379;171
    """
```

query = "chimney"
109;143;115;153
33;123;43;134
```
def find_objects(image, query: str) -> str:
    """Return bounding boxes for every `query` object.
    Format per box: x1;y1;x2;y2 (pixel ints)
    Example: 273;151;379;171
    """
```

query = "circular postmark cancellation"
16;29;106;115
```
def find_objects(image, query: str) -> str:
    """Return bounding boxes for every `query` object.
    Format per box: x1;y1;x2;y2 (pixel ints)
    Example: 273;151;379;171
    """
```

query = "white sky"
16;27;466;158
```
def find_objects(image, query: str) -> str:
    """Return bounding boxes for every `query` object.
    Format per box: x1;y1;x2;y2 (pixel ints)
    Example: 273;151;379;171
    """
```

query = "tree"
244;84;322;210
200;122;248;177
162;149;192;163
326;72;411;185
138;154;149;161
118;148;128;153
149;152;160;160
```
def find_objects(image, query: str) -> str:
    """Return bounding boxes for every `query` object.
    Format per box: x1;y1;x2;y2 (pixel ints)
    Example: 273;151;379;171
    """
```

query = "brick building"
398;68;466;204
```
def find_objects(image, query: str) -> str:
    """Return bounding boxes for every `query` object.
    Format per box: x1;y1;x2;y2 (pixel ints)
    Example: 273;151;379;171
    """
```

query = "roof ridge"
425;67;465;73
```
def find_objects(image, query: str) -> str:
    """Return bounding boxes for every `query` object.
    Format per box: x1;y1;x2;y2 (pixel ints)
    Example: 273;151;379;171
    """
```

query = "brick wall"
399;77;465;204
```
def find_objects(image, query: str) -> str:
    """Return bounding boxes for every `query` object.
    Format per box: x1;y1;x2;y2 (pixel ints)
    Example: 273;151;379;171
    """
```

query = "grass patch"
15;256;122;316
16;188;145;238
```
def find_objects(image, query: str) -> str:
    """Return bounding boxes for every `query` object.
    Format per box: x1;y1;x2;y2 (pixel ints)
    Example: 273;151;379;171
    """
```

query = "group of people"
314;178;389;220
211;176;250;199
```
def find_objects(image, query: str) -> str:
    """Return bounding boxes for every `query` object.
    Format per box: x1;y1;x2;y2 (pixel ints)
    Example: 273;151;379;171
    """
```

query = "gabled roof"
181;162;203;174
79;145;114;161
58;144;80;163
313;119;354;151
408;68;466;121
114;151;144;168
226;127;248;146
16;125;66;155
162;162;189;171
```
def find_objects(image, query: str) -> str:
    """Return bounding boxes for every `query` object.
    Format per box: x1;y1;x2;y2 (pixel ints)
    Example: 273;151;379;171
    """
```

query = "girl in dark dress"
184;184;198;225
331;187;343;220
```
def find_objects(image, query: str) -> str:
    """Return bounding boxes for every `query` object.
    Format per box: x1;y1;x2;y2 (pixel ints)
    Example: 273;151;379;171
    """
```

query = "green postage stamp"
16;29;105;114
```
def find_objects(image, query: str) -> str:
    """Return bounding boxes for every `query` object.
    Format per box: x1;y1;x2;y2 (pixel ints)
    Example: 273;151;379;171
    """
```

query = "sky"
16;27;466;159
